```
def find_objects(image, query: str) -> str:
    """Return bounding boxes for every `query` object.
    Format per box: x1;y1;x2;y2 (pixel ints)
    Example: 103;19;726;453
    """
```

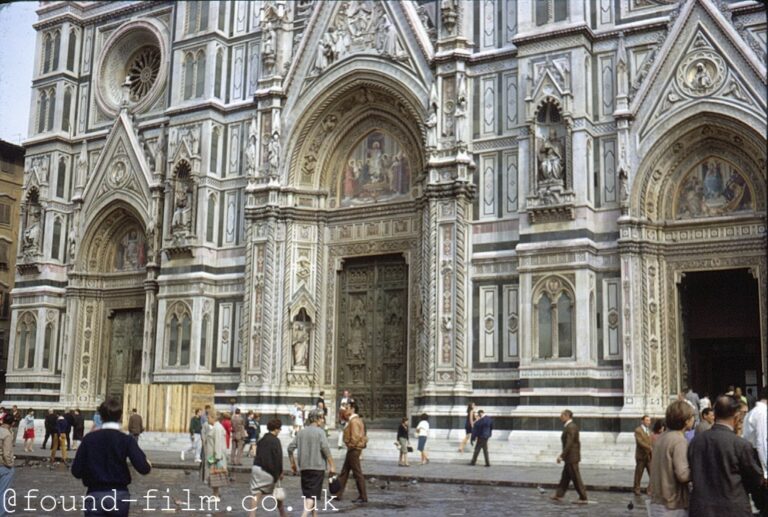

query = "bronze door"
106;309;144;402
337;256;407;420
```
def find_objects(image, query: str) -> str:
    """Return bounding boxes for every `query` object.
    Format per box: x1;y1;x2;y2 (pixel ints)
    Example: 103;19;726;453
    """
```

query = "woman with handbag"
396;417;410;467
248;418;286;517
203;411;229;503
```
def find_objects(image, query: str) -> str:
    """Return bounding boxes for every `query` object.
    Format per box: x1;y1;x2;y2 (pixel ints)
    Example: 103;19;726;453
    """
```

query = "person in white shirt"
416;414;430;465
743;388;767;477
699;394;711;412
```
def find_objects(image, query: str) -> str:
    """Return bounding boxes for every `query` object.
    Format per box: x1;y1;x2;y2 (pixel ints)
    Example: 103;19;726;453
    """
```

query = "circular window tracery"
127;46;161;101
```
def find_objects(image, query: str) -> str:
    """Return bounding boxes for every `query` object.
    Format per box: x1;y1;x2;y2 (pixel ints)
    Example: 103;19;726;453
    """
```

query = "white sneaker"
180;450;185;461
195;458;202;463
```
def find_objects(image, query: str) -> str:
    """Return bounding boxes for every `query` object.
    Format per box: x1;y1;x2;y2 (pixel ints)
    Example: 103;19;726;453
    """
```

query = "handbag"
274;480;286;502
208;462;229;488
407;445;414;453
328;476;341;495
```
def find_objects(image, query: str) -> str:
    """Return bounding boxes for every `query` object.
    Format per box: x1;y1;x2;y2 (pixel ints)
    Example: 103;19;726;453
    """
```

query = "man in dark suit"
688;395;764;517
633;415;653;495
551;409;588;504
469;409;493;467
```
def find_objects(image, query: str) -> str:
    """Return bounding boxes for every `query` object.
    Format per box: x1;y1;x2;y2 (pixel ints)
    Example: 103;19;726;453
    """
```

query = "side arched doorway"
622;114;767;410
63;205;151;406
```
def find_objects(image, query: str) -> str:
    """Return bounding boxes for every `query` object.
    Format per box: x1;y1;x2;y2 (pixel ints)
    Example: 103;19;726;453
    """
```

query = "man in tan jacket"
634;415;653;495
336;401;368;503
230;408;247;466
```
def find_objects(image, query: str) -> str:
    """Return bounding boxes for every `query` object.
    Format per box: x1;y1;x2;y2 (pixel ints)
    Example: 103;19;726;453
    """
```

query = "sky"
0;2;37;145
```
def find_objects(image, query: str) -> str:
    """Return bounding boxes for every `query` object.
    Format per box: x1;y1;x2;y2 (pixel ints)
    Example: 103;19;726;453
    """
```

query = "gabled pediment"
284;0;433;99
632;0;767;146
82;111;152;221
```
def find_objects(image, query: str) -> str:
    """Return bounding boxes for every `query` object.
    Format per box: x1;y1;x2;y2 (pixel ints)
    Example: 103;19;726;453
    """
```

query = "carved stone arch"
286;64;428;188
531;273;576;303
77;203;148;273
630;112;767;221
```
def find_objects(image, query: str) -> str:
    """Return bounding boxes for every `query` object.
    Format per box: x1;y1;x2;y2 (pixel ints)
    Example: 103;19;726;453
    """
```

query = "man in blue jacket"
470;409;493;467
71;399;152;516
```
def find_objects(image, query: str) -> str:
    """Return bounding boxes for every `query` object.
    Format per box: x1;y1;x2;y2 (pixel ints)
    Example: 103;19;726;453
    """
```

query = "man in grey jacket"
288;409;336;517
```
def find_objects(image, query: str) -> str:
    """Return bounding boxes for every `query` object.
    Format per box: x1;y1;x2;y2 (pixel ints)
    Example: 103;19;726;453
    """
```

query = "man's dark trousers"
555;462;587;500
337;448;367;501
470;437;490;466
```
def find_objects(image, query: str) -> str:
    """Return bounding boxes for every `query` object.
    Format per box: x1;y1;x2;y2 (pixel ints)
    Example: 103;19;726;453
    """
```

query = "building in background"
5;1;766;444
0;139;25;400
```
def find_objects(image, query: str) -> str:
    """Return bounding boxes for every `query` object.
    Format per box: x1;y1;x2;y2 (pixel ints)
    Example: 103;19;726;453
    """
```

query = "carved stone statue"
77;142;88;183
245;116;259;177
454;94;467;145
426;105;438;149
154;129;166;175
68;227;77;261
538;136;563;182
266;131;280;175
262;22;276;57
291;321;310;369
23;210;41;253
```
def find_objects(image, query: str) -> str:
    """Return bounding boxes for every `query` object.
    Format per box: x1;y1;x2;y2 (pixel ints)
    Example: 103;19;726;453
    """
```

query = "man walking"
336;401;368;504
64;408;75;450
42;409;57;450
688;395;764;517
743;388;767;477
469;409;492;467
181;408;202;463
288;409;335;517
551;409;588;504
128;409;143;442
71;398;152;516
231;408;247;466
633;415;652;495
51;412;70;464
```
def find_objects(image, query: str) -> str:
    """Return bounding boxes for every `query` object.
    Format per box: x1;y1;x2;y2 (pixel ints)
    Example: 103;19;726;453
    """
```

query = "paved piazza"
8;464;637;516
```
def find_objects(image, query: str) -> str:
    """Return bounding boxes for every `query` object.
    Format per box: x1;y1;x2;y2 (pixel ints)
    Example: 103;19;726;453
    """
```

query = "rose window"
127;46;161;101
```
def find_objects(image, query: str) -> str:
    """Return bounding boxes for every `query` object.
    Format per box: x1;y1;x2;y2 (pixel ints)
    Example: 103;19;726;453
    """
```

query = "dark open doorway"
680;268;762;400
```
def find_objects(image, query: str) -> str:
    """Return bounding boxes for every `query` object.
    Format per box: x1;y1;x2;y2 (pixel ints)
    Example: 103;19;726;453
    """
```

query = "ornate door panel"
106;309;144;402
337;256;407;420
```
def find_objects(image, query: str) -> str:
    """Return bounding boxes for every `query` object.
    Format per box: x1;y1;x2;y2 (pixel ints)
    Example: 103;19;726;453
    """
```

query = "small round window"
127;46;161;101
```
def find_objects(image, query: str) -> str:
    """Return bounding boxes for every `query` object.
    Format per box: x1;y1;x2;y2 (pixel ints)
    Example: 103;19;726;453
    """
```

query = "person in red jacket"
220;412;232;449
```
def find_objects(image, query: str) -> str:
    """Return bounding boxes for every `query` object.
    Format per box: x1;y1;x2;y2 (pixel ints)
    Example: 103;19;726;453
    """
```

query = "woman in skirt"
22;409;35;452
458;402;477;453
416;413;430;465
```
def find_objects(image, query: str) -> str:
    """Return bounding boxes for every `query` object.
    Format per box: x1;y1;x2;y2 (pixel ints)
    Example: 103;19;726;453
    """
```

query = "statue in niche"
245;117;259;177
68;227;77;261
77;142;88;183
538;135;563;182
171;166;193;233
262;22;276;57
453;74;467;146
154;129;166;175
426;105;438;150
291;320;310;369
22;209;41;253
266;131;280;176
314;30;334;73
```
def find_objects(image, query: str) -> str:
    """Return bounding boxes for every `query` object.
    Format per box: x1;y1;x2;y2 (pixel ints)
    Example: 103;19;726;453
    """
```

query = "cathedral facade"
7;0;767;432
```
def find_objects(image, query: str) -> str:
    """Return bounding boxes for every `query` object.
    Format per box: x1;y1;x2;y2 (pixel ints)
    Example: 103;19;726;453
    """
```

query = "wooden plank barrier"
122;384;215;433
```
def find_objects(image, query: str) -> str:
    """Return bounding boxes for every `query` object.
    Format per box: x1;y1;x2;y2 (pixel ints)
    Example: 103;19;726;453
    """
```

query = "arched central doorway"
68;205;149;405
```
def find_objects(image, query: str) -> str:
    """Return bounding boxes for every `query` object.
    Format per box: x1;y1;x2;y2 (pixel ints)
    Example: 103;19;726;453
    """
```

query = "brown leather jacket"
343;415;368;450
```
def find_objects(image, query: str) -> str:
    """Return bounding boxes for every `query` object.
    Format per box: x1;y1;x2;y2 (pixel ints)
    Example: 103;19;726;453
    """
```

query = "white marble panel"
503;285;519;361
479;285;498;362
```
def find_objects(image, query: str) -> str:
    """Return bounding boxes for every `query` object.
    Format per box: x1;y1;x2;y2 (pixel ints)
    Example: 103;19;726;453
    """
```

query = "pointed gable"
632;0;767;148
283;0;433;98
82;111;153;223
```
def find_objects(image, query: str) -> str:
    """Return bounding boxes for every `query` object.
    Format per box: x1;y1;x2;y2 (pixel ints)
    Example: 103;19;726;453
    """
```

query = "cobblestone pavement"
8;461;645;517
17;447;637;493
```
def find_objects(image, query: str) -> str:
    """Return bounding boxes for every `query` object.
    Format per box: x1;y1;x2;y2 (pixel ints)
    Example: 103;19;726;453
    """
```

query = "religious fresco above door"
114;228;147;271
675;157;754;219
338;131;411;207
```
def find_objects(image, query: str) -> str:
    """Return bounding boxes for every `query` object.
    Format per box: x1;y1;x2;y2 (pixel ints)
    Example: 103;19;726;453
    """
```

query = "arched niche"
78;204;148;273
